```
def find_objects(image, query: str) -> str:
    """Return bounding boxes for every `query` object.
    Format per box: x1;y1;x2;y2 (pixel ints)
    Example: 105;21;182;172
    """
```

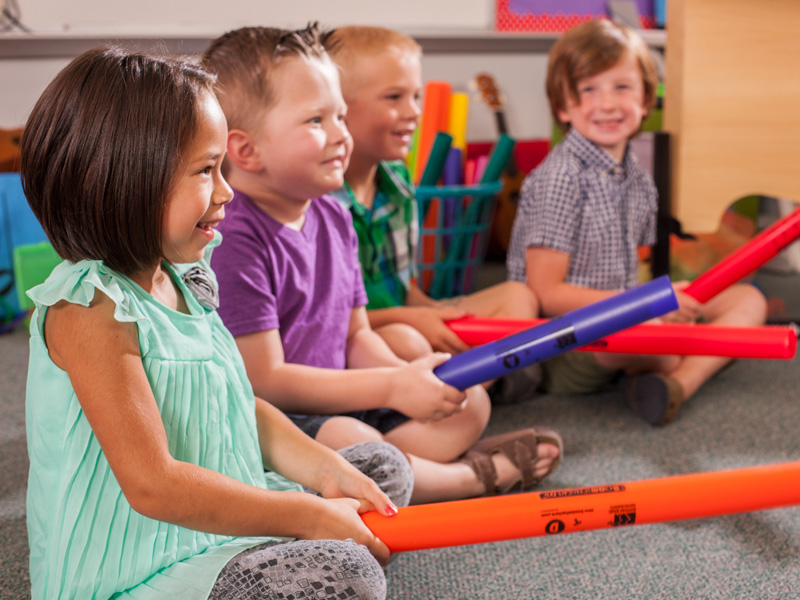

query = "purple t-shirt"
212;190;368;369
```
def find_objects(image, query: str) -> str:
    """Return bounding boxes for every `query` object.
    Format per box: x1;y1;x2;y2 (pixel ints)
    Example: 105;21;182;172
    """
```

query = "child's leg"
384;385;491;463
373;322;433;361
316;407;560;504
402;435;561;504
209;539;385;600
611;284;767;425
451;280;538;319
666;283;767;399
337;441;414;508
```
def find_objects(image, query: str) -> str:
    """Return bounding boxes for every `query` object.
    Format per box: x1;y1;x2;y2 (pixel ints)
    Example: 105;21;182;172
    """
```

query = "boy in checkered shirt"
506;19;767;425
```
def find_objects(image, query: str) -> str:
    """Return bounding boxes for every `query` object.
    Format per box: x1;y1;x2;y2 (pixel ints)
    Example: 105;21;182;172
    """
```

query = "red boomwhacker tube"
362;461;800;553
683;205;800;303
447;318;797;359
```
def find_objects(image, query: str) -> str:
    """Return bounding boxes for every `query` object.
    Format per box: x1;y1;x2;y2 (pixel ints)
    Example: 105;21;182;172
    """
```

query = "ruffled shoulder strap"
27;259;153;351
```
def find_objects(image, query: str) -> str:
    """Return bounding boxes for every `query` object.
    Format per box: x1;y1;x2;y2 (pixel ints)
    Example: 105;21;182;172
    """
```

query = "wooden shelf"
0;28;666;59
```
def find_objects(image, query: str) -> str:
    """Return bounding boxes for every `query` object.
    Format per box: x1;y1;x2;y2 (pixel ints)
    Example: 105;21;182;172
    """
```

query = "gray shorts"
286;408;410;439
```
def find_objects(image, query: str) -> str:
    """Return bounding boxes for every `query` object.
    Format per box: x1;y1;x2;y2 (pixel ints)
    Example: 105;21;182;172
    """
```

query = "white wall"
12;0;493;34
0;0;554;140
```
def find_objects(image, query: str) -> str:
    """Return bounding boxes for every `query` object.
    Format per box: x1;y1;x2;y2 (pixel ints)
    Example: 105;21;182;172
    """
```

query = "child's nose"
405;97;421;121
598;89;616;110
330;119;350;144
215;173;234;204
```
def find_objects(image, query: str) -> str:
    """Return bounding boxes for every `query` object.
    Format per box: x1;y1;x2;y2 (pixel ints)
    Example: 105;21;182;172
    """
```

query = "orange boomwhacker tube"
446;317;797;359
683;205;800;303
362;461;800;553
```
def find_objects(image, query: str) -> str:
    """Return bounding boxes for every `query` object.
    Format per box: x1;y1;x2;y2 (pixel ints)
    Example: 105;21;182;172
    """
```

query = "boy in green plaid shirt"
329;27;541;405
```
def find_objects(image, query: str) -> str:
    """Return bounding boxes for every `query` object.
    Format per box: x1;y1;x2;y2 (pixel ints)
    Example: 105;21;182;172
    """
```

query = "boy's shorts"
540;352;620;395
287;409;410;440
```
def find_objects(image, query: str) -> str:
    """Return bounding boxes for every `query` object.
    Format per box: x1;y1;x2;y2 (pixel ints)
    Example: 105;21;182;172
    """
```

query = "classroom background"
3;0;800;598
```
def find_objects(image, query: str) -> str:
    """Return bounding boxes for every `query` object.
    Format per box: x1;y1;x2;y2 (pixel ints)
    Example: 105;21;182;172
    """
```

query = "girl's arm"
45;292;390;562
235;312;465;421
525;246;618;316
254;395;398;511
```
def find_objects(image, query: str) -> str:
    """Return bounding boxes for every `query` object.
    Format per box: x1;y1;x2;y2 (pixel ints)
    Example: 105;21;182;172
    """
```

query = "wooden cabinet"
664;0;800;233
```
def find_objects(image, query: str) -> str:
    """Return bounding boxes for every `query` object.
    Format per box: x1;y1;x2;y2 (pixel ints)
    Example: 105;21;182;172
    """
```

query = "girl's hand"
663;282;702;323
307;496;392;565
387;353;467;421
315;456;399;520
403;306;471;354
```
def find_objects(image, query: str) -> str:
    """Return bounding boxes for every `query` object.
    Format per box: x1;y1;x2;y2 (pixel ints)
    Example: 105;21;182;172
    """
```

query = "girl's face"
250;56;351;203
557;51;648;162
342;49;422;166
162;92;232;265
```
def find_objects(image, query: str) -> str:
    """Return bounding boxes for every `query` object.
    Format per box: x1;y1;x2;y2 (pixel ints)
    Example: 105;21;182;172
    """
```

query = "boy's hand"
305;496;392;565
388;352;467;421
404;306;471;354
664;282;702;323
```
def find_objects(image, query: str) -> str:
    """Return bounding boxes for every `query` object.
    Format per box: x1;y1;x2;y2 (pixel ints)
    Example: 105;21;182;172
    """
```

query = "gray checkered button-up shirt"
506;128;657;291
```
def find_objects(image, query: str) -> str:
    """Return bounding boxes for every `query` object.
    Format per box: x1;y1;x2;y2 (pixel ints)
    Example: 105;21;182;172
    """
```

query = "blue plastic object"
416;181;502;299
434;275;678;390
0;173;48;314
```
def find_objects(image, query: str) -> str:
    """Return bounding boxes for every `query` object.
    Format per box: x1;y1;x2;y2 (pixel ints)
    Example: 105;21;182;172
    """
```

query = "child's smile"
342;49;421;165
162;92;232;263
557;51;648;162
248;56;351;205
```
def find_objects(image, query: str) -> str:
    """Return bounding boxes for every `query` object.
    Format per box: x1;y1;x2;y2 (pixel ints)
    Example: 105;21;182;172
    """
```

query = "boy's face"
341;49;421;166
251;56;351;202
557;51;648;162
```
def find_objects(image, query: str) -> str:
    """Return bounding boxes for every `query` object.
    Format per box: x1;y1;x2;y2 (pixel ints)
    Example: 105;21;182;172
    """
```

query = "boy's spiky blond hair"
327;25;421;96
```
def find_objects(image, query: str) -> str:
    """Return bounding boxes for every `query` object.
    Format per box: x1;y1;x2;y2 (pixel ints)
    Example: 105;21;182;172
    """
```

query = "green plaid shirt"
331;161;418;309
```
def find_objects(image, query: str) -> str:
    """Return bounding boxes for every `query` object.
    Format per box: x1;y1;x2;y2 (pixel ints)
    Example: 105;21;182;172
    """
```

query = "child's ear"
557;109;571;125
226;129;264;173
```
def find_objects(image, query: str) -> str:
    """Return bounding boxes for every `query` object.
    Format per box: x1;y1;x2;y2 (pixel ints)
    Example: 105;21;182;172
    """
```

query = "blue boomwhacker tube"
433;275;678;390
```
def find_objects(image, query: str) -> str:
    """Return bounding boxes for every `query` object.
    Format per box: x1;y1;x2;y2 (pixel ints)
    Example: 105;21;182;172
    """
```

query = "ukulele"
473;73;525;260
0;128;23;172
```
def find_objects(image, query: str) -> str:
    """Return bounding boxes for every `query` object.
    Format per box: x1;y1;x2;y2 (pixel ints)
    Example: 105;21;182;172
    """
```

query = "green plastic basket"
416;181;502;299
12;242;61;312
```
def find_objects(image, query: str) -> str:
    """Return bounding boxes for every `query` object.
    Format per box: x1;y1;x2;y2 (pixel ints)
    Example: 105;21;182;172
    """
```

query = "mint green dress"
25;234;302;599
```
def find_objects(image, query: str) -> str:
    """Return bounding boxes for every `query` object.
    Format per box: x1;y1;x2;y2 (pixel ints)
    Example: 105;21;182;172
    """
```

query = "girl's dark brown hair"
19;46;216;274
546;19;659;133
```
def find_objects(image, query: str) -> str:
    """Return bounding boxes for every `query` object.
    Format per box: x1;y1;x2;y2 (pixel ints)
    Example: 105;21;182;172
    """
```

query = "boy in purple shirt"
204;25;562;503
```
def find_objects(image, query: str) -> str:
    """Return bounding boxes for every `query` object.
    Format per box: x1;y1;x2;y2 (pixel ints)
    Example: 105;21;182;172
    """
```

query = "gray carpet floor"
2;274;800;598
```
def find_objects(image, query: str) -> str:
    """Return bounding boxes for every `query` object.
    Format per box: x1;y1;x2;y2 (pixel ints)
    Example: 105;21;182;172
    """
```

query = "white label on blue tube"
495;325;577;371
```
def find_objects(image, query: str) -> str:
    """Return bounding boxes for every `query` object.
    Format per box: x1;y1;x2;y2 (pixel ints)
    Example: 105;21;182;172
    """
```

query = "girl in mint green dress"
20;47;411;600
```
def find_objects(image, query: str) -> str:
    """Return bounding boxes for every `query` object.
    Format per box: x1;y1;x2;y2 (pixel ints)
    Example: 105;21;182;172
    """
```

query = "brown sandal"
460;427;563;496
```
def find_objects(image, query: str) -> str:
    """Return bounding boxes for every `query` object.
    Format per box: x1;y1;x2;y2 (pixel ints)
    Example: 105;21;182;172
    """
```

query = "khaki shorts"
541;351;620;395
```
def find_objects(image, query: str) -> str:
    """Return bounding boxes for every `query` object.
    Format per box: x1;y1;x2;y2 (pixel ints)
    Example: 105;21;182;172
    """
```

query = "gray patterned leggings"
208;441;413;600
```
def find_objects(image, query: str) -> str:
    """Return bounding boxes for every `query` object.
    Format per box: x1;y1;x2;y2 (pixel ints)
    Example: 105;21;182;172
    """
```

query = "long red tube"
447;318;797;359
684;206;800;303
362;461;800;553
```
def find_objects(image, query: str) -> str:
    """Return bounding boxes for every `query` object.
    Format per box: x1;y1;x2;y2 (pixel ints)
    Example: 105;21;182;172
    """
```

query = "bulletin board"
495;0;655;32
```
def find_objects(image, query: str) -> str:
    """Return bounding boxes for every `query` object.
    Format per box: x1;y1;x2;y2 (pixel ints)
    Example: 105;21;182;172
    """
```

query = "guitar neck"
494;111;508;137
493;111;517;177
